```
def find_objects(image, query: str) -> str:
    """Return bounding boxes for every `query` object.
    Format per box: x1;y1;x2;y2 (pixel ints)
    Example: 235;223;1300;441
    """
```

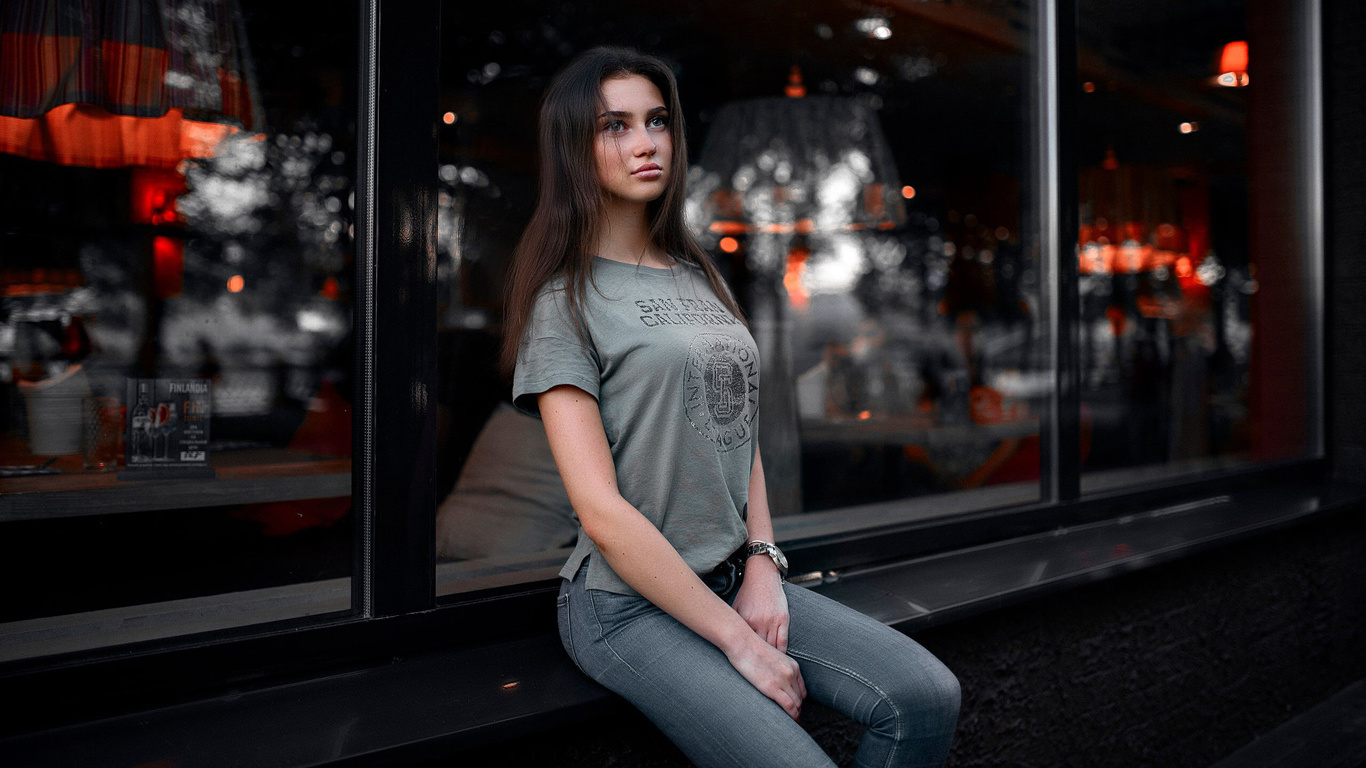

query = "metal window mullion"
1304;0;1326;461
1056;0;1082;502
354;0;379;618
1038;0;1082;504
362;0;440;617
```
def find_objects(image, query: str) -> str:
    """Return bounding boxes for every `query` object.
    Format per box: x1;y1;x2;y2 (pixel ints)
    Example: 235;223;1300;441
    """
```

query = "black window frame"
0;0;1331;739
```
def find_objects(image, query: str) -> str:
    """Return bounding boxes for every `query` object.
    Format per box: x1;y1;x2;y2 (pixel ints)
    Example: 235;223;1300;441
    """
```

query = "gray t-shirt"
512;256;760;595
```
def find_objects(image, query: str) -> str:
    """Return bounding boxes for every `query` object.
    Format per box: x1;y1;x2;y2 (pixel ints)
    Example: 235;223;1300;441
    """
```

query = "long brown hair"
499;46;745;377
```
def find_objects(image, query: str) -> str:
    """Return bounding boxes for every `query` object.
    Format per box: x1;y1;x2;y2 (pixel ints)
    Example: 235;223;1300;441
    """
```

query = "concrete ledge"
5;480;1365;768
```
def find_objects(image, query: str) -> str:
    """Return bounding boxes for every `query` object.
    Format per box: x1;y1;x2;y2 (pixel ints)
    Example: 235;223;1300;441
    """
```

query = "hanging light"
1217;41;1249;87
693;96;906;239
785;65;807;98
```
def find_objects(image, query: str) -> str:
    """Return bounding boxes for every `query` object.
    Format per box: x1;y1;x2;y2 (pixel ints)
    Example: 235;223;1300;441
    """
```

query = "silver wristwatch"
745;540;789;580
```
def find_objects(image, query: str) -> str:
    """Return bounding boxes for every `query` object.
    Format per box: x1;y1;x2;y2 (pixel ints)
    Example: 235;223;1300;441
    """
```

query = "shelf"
0;449;350;521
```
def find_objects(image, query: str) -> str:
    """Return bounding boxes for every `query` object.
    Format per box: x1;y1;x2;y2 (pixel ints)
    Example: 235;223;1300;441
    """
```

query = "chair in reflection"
436;402;576;561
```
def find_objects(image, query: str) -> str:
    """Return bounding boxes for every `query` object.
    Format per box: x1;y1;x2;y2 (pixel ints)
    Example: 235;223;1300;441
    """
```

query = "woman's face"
594;75;672;205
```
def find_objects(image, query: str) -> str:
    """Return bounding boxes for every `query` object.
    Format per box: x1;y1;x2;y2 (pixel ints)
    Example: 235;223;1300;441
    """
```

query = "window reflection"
436;0;1044;595
0;0;357;659
1075;0;1315;490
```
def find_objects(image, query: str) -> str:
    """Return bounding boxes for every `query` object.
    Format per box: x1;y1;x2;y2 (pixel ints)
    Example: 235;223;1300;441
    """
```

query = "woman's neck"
595;197;671;268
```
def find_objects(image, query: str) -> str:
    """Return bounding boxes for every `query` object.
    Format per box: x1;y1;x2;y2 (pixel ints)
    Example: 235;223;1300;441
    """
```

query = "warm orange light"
501;681;521;690
901;185;916;199
153;236;184;299
858;410;872;420
1217;41;1249;87
1219;41;1248;75
784;247;810;311
226;274;245;293
319;277;340;300
131;168;188;225
719;237;739;253
442;112;456;125
785;64;807;98
1082;81;1096;93
1179;122;1199;134
1175;256;1193;278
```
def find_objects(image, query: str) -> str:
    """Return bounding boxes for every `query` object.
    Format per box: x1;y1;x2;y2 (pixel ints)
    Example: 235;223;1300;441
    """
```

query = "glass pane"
1075;0;1319;493
435;0;1046;596
0;0;358;660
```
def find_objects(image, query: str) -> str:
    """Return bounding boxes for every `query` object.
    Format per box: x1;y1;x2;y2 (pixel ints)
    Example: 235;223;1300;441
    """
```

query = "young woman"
503;46;960;768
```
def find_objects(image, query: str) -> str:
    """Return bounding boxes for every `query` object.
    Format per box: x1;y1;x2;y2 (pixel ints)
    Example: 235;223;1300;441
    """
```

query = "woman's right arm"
538;383;807;720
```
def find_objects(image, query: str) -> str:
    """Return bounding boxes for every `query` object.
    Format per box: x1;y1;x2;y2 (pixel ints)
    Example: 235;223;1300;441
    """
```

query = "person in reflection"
501;46;959;767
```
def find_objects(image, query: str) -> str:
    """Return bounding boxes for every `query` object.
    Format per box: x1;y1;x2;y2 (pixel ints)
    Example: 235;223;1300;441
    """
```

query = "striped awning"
0;0;259;168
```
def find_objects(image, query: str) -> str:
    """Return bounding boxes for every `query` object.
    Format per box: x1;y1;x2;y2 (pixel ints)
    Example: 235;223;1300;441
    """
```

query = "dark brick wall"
930;509;1366;767
1327;0;1366;480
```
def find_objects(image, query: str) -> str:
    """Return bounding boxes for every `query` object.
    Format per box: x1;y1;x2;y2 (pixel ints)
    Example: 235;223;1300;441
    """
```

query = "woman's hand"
722;630;807;721
733;555;790;652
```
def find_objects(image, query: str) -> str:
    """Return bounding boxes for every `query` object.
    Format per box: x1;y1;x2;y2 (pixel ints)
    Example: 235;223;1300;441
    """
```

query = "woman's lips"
632;163;663;179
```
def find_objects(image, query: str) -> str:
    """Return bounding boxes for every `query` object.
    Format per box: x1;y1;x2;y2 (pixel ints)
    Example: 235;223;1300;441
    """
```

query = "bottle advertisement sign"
125;378;211;471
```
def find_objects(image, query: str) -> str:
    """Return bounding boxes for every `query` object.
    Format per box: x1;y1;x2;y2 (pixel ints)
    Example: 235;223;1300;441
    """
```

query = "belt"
701;544;749;598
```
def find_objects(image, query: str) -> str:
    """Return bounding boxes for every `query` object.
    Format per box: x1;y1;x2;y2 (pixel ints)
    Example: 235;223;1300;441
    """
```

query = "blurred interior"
0;0;1318;622
0;0;358;628
1076;0;1314;491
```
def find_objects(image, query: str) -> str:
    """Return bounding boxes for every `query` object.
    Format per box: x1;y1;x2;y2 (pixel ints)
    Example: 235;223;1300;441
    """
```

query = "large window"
1074;0;1321;492
0;0;1322;668
431;0;1048;596
0;0;358;661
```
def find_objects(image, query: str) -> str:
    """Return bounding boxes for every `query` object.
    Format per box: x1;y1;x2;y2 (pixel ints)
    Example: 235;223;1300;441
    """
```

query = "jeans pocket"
587;588;655;641
556;591;580;668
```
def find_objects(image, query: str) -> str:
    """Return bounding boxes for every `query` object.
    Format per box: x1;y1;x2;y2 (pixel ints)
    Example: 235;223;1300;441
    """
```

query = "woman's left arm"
733;446;791;652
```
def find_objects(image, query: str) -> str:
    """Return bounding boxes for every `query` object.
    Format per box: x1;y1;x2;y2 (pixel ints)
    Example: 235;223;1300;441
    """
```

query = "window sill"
5;477;1365;767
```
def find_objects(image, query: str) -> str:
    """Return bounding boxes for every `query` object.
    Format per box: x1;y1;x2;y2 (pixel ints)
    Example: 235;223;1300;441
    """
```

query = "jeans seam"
586;589;648;680
557;593;580;668
787;648;903;768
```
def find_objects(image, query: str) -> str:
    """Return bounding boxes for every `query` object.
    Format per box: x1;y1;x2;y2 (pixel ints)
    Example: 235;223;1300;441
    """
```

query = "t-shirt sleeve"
512;286;601;417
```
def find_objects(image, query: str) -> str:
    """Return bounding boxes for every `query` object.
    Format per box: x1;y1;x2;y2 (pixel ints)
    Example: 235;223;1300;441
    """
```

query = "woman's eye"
603;120;625;133
649;115;668;128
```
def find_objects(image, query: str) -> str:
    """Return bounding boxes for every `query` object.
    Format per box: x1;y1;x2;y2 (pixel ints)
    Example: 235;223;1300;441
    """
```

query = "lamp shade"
1216;41;1249;87
692;96;905;239
0;0;260;168
1218;41;1248;75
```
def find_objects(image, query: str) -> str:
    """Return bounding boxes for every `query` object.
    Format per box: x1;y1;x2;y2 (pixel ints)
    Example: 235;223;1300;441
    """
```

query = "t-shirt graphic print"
684;333;759;453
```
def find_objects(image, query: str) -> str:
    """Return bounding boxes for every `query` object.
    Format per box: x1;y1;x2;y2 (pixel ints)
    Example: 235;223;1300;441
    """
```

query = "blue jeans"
556;557;960;768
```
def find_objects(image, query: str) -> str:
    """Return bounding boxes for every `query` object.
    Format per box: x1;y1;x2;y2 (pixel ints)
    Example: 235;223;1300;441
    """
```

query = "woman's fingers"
730;636;807;722
773;688;800;719
776;616;789;654
768;663;804;720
